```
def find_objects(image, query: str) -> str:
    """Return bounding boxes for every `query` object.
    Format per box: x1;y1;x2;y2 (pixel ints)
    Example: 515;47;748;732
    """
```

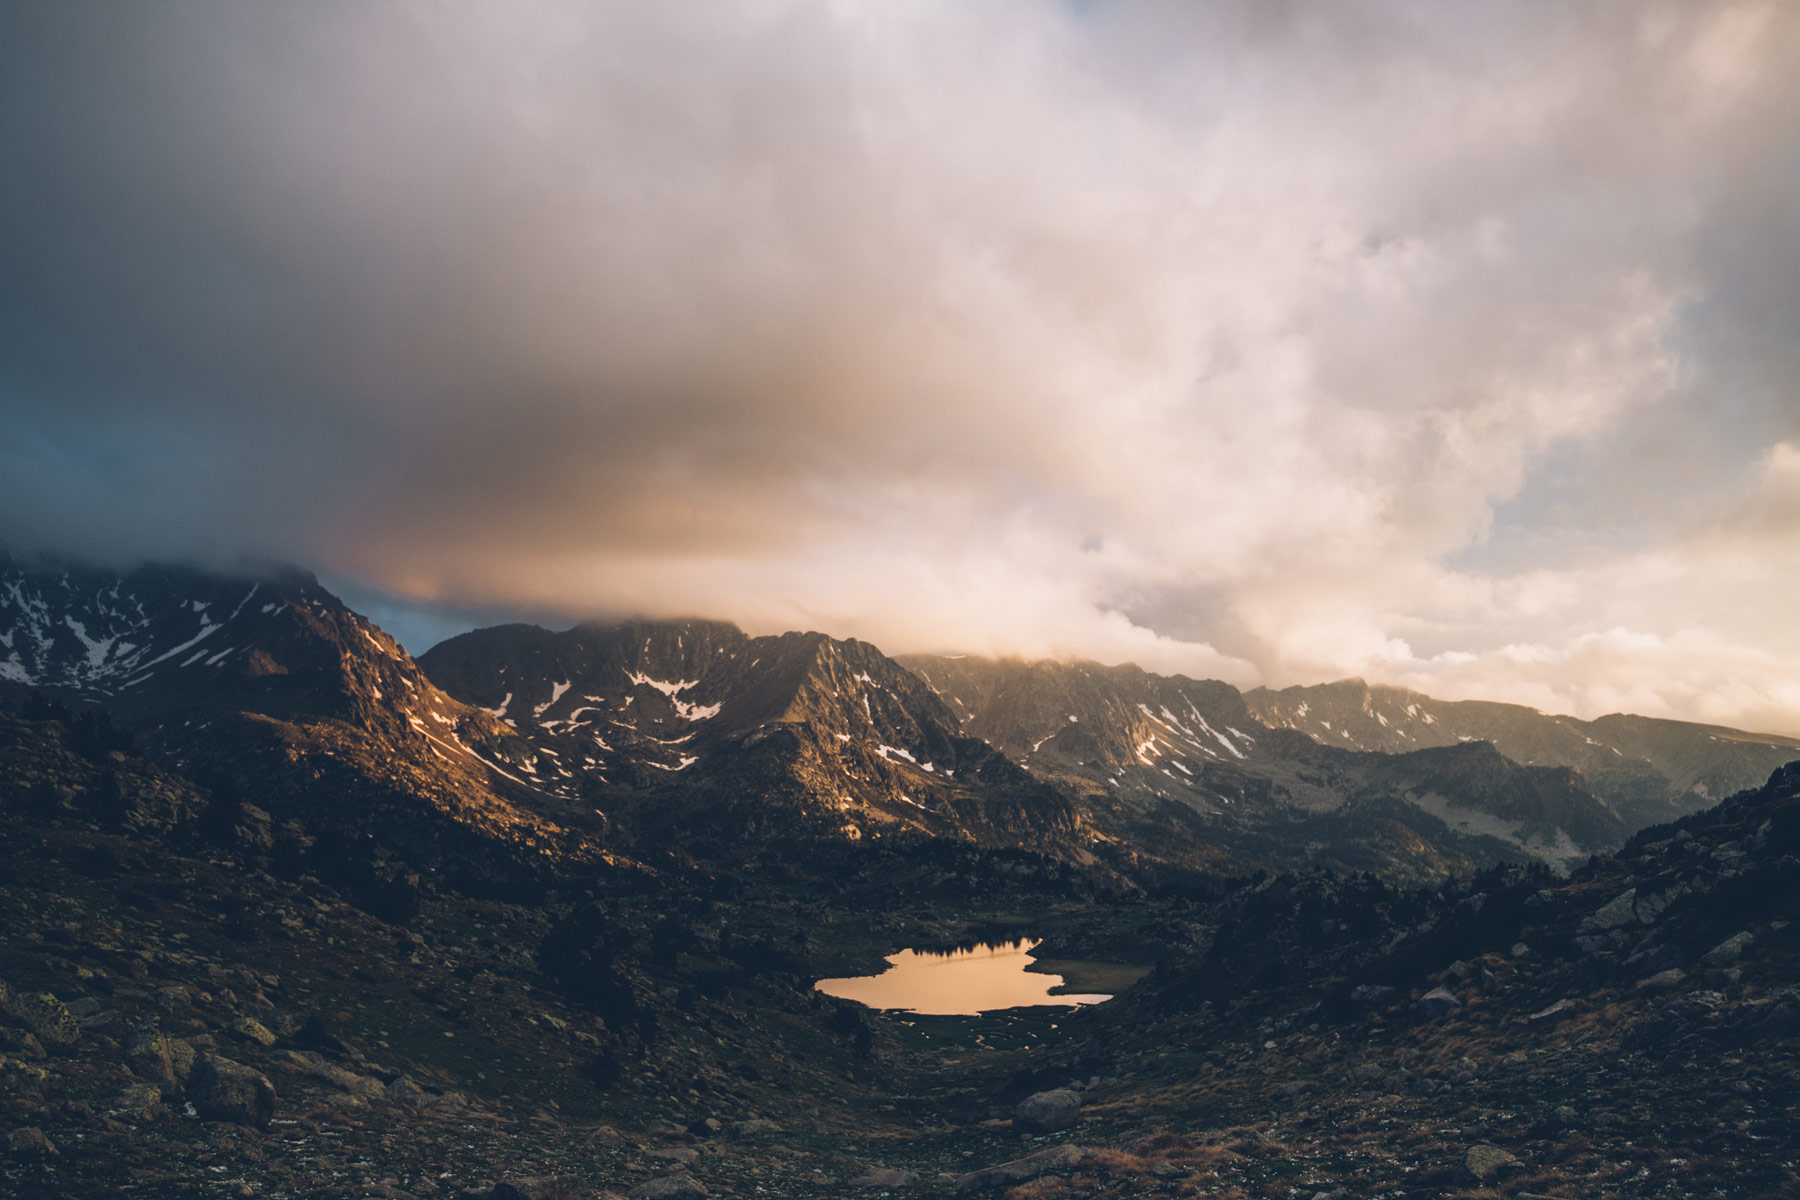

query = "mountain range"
6;554;1798;883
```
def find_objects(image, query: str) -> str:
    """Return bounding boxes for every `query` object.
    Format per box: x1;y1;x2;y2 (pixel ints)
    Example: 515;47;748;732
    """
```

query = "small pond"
813;938;1114;1015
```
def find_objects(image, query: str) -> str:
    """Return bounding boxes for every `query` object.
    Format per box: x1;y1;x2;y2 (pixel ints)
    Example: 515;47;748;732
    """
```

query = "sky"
3;2;1800;733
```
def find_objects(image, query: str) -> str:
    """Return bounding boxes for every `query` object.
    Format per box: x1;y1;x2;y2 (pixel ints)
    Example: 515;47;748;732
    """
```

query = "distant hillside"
901;656;1625;875
1245;678;1800;830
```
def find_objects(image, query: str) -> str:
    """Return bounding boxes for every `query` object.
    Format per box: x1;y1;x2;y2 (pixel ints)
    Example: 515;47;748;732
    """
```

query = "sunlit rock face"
418;619;1086;855
814;939;1110;1016
0;554;598;874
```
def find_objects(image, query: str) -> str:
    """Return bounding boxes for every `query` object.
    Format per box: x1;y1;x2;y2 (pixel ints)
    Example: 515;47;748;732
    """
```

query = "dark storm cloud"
4;2;1800;729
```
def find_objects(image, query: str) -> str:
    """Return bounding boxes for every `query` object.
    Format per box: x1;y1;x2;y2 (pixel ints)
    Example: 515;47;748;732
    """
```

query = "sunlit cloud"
3;2;1798;731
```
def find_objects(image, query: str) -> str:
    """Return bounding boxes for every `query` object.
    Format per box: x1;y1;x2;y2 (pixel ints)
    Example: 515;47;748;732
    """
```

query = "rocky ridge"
418;621;1086;861
1245;677;1800;829
0;555;605;885
902;655;1627;875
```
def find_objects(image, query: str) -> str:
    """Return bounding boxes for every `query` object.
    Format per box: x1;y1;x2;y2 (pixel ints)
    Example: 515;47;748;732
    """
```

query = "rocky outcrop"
1012;1087;1081;1133
955;1144;1089;1193
186;1052;277;1128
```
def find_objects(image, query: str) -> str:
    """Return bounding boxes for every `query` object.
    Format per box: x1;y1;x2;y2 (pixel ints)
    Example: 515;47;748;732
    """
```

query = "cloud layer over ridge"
4;2;1800;731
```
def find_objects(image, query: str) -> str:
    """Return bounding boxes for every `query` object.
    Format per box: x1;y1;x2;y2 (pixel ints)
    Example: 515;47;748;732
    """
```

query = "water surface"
814;938;1113;1015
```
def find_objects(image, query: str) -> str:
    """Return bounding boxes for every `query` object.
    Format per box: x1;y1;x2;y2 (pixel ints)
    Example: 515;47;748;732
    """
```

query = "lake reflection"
814;938;1112;1015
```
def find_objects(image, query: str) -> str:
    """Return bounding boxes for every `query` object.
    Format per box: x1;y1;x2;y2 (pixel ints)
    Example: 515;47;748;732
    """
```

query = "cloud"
3;2;1799;730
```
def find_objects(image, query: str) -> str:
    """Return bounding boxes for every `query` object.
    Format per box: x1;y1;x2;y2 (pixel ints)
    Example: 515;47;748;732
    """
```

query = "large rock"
848;1167;918;1187
187;1052;278;1128
626;1177;708;1200
7;992;80;1052
277;1049;387;1098
490;1179;596;1200
1527;999;1574;1024
956;1144;1088;1194
1582;889;1638;932
725;1118;780;1138
1464;1143;1520;1182
1636;968;1686;993
1013;1088;1081;1134
4;1127;58;1159
125;1021;196;1097
113;1082;168;1122
1700;932;1754;968
1416;987;1460;1018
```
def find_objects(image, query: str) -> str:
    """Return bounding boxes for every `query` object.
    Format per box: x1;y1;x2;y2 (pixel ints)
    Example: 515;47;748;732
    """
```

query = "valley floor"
4;793;1798;1200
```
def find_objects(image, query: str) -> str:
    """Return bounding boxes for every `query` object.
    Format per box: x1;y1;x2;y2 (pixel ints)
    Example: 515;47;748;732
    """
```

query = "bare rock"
956;1144;1088;1193
1701;932;1754;969
278;1049;387;1098
1013;1087;1081;1134
1527;999;1574;1024
187;1052;278;1129
491;1178;597;1200
4;1126;58;1159
1464;1143;1520;1182
1416;987;1460;1018
848;1167;918;1187
725;1118;779;1138
1636;968;1686;992
113;1081;168;1122
7;992;79;1052
626;1176;708;1200
125;1021;196;1097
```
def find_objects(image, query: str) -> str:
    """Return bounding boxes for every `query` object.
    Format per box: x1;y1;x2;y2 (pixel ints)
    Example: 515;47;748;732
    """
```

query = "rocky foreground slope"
2;693;1796;1198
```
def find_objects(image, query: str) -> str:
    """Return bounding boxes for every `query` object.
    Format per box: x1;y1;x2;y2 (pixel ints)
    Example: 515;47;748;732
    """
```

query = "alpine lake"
814;938;1149;1053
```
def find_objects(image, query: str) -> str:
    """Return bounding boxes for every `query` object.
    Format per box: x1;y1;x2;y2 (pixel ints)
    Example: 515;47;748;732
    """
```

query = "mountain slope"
1245;678;1800;829
0;556;601;877
901;655;1626;875
418;621;1088;860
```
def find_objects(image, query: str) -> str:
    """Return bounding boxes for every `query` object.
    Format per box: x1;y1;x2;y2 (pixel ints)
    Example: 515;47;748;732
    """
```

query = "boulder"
1464;1143;1519;1182
490;1179;596;1200
956;1144;1088;1194
1013;1087;1081;1134
725;1118;779;1138
113;1082;168;1122
277;1049;387;1098
1527;999;1574;1024
7;992;80;1052
1635;968;1686;993
3;1127;58;1159
0;1030;45;1059
848;1167;918;1187
125;1021;195;1097
1416;987;1460;1018
1583;889;1638;932
1700;932;1754;969
230;1016;277;1047
187;1052;278;1129
626;1177;708;1200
